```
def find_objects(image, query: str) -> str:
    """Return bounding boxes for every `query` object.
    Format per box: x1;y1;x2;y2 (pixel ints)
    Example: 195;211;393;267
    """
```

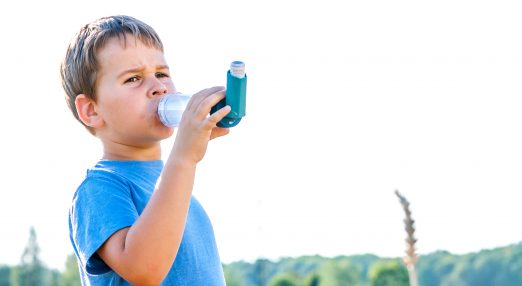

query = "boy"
61;15;231;285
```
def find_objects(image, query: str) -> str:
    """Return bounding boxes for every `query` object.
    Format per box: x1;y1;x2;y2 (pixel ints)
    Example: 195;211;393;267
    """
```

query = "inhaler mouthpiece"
157;92;192;127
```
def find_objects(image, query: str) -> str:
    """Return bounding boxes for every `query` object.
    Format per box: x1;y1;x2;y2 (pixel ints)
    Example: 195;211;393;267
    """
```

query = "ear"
75;94;104;129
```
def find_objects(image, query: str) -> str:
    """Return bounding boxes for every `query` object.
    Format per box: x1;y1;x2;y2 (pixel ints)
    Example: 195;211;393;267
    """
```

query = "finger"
206;105;231;127
195;90;227;118
186;86;224;112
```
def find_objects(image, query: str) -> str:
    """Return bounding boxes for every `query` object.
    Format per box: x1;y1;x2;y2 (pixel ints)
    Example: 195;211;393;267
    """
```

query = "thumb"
210;127;230;140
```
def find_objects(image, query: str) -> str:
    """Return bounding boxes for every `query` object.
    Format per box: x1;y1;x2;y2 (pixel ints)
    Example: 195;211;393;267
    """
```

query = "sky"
0;0;521;271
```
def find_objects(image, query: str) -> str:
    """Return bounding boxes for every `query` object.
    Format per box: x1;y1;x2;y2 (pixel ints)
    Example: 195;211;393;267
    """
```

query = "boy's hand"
170;86;231;165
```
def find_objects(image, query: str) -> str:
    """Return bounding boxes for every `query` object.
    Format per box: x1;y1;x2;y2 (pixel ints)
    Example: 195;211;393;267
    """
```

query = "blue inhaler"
210;61;247;127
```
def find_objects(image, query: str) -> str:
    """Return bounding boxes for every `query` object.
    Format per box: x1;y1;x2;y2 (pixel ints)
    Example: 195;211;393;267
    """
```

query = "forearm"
120;157;196;283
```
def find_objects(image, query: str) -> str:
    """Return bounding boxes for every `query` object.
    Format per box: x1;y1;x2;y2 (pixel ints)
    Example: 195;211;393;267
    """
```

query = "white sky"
0;0;521;271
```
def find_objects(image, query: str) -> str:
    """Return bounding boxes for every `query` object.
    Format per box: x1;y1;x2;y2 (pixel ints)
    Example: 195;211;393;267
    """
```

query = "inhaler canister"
211;61;247;127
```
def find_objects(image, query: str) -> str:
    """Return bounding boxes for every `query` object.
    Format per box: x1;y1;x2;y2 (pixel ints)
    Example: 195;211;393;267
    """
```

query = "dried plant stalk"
395;190;419;286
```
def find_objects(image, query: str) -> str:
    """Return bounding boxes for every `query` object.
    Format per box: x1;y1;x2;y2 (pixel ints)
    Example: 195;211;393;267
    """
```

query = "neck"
101;140;162;161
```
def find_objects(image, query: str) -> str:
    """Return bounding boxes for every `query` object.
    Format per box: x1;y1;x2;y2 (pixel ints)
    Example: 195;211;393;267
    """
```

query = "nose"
149;79;168;98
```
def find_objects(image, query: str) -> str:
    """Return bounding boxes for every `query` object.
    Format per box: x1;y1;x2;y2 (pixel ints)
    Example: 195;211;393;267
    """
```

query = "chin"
152;120;174;137
159;126;175;139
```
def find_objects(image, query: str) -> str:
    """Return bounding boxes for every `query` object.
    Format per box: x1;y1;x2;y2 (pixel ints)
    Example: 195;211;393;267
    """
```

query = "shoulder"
70;167;135;216
75;167;131;197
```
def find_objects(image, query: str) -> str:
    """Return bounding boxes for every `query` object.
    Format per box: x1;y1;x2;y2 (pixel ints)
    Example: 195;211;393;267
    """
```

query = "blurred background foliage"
1;227;520;285
223;243;522;286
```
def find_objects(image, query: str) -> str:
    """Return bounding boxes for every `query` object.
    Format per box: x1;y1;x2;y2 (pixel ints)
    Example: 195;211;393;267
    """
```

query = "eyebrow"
117;65;170;78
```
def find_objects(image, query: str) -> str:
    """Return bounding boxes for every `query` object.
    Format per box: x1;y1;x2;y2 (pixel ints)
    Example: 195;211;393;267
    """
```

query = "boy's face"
93;35;176;146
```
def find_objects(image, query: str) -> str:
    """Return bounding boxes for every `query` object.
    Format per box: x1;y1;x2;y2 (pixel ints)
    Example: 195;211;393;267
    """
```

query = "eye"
156;72;169;78
124;76;141;83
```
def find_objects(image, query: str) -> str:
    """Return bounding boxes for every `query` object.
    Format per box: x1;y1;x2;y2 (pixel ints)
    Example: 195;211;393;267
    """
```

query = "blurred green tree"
303;272;321;286
303;272;320;286
369;260;408;286
59;254;80;286
268;272;302;286
253;258;271;286
0;265;11;286
317;260;360;286
48;270;60;286
11;226;46;286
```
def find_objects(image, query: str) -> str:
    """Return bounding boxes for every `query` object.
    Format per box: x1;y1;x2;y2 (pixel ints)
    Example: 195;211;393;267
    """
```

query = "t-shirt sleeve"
69;171;138;275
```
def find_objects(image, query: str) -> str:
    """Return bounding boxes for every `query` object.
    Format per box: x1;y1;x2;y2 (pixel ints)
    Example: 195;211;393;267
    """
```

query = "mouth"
148;98;164;126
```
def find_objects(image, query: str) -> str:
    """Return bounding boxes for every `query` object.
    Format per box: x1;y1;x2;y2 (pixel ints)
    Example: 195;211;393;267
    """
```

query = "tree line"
1;227;521;285
223;242;522;286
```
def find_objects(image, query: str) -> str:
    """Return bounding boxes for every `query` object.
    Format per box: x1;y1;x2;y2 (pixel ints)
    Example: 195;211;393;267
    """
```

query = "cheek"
163;80;177;93
100;99;142;125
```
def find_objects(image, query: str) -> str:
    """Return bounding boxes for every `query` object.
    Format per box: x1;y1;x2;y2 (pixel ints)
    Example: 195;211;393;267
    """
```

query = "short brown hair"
60;15;164;134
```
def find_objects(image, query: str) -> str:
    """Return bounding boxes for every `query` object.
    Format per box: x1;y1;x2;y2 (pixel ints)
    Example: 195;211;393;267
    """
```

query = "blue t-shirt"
68;160;226;285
